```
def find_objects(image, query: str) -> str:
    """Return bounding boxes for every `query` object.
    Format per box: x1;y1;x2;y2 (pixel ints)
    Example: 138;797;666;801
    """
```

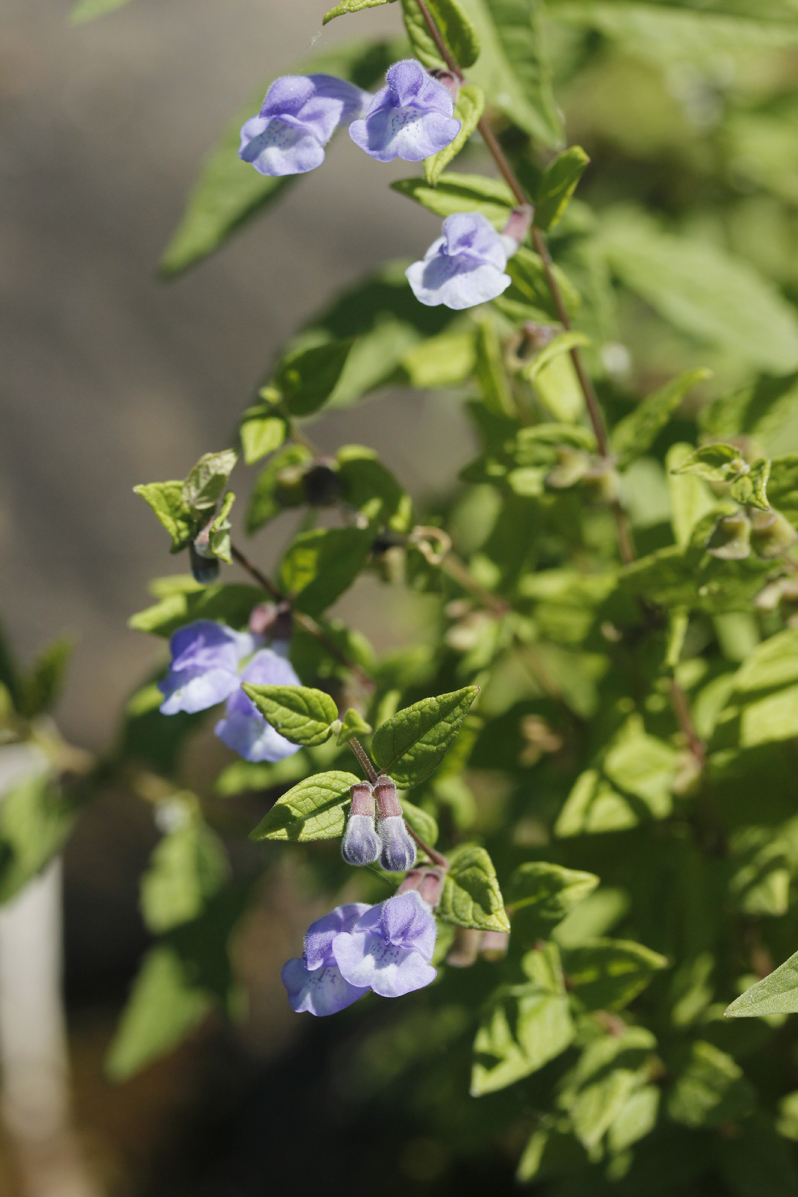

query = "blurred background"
3;0;798;1191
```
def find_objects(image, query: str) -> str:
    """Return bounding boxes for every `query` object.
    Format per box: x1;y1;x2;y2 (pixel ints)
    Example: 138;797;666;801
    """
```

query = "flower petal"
214;709;299;762
304;902;372;970
159;666;240;715
281;958;368;1016
240;119;326;177
406;256;510;309
332;930;437;997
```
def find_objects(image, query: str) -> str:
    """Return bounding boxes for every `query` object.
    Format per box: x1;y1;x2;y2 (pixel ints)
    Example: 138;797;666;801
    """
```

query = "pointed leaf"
242;684;339;747
18;637;73;719
506;861;599;922
133;481;196;553
612;369;711;467
239;399;289;465
392;172;516;227
726;946;798;1018
337;708;373;746
182;450;238;513
249;770;360;841
372;686;479;786
438;842;509;933
401;0;481;69
141;820;230;934
563;938;668;1012
534;145;590;232
324;0;394;22
275;340;353;417
672;443;748;484
278;527;373;616
730;458;771;511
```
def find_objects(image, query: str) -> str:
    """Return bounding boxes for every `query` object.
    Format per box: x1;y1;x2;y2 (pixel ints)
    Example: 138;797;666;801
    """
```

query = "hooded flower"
406;211;515;310
239;74;370;177
281;902;371;1016
158;621;258;715
332;890;437;998
214;645;302;762
349;59;460;163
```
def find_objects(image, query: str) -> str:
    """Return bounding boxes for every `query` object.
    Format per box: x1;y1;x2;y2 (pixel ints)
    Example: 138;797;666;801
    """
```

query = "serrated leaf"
438;842;509;932
460;0;563;146
667;1040;755;1127
278;527;373;617
249;770;360;841
324;0;394;22
336;445;413;533
239;400;289;465
506;861;599;923
730;458;771;511
667;442;717;548
159;41;401;276
242;684;339;747
141;820;230;934
425;85;485;186
400;798;439;847
534;146;590;232
17;637;73;719
134;481;196;553
129;583;266;638
563;938;668;1012
106;885;250;1080
612;369;710;467
401;0;481;69
372;686;479;786
207;491;234;563
599;206;798;374
0;771;76;905
392;172;516;227
471;942;573;1094
275;340;353;417
337;707;373;745
246;444;313;534
182;450;238;512
673;443;748;485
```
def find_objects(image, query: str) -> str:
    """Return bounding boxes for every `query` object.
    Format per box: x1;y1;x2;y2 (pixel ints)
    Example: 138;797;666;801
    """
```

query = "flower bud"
374;774;416;871
749;509;798;560
189;541;220;584
430;69;460;101
446;927;482;968
480;931;509;961
502;204;533;248
249;600;293;640
341;782;380;867
303;461;342;507
706;511;751;559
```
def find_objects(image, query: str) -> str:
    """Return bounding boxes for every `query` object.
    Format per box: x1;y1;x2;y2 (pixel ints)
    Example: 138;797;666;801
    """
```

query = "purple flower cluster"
340;775;417;872
239;59;459;176
158;619;301;763
282;890;438;1016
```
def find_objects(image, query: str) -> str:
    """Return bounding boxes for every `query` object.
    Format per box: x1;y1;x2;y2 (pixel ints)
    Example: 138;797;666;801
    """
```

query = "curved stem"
347;735;379;784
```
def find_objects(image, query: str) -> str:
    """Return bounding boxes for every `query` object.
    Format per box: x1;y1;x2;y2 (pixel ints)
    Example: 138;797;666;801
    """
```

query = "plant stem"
230;543;373;688
413;0;634;566
439;552;509;617
669;678;705;769
404;822;450;871
347;735;379;784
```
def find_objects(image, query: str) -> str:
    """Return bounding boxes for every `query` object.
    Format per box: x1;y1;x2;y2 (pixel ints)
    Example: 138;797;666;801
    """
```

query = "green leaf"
17;637;73;719
471;942;573;1095
608;1085;660;1155
460;0;564;146
249;770;360;841
612;369;710;468
246;444;313;534
274;341;353;417
133;481;196;553
239;399;289;465
400;798;439;847
729;828;791;918
556;715;678;837
701;373;798;446
619;540;772;616
711;629;798;751
667;443;717;548
129;582;265;638
207;491;234;563
726;945;798;1018
765;453;798;524
106;885;250;1080
425;85;485;186
372;686;480;787
438;842;509;932
501;246;581;323
401;0;481;69
0;772;76;905
337;707;373;745
140;819;230;934
673;443;748;485
241;684;339;747
599;206;798;374
667;1040;756;1127
336;445;413;532
521;330;590;384
506;861;598;924
558;1027;657;1153
401;328;476;388
534;146;590;232
474;313;515;418
324;0;394;22
730;458;771;511
182;450;238;512
278;527;373;617
159;41;402;276
563;938;668;1012
391;172;516;227
69;0;132;22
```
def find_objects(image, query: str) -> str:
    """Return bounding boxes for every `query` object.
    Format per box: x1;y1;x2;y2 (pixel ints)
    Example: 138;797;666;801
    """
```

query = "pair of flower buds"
341;775;417;872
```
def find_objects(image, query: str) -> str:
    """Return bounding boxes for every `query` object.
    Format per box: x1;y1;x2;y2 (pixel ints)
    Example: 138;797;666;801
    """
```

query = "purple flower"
333;891;437;998
349;59;460;163
158;621;257;715
214;646;302;762
281;903;371;1016
406;212;515;310
239;74;370;177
